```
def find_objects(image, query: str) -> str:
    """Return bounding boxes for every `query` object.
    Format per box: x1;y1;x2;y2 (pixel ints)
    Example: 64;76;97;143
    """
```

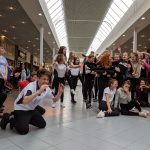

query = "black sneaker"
10;118;14;130
86;103;92;109
0;113;10;130
71;100;77;104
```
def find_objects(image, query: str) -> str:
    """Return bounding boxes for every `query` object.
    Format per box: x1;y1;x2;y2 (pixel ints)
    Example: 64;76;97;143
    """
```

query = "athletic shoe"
71;100;77;104
93;98;98;102
52;102;56;108
60;102;65;108
71;89;76;95
0;113;10;129
139;111;147;118
86;103;92;109
97;111;105;118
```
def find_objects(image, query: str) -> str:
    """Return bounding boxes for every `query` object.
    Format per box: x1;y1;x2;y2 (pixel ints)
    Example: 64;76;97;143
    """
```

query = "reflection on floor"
1;84;150;150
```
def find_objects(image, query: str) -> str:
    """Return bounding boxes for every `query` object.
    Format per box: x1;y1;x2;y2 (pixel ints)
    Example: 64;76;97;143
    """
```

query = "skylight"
44;0;68;52
87;0;134;55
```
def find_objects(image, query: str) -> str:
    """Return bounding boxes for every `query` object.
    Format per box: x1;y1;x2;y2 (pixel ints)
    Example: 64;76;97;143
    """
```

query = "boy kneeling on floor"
0;69;64;135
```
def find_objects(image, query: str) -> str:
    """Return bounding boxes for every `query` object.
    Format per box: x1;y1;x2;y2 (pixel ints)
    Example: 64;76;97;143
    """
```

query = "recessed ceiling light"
0;14;2;17
21;21;26;24
35;37;39;40
8;6;15;10
48;32;51;35
122;34;125;37
2;29;7;33
26;46;29;49
11;25;16;29
141;17;145;20
1;35;5;38
33;44;36;47
38;13;42;16
148;39;150;41
141;35;145;38
144;46;147;48
28;40;31;43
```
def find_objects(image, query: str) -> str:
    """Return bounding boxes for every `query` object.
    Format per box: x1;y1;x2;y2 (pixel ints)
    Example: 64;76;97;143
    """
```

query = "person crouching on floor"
0;69;64;135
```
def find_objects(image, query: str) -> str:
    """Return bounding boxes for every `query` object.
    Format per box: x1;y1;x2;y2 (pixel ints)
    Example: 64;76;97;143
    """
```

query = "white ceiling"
63;0;112;54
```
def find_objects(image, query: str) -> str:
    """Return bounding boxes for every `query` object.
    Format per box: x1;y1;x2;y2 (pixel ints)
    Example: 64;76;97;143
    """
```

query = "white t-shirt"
14;81;54;111
70;68;80;76
0;56;8;79
55;64;67;78
102;87;116;102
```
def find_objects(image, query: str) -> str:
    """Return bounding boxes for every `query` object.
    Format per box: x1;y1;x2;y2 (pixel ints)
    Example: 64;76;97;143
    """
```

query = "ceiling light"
0;14;2;17
38;13;42;16
33;44;36;47
28;40;31;43
144;46;147;49
26;46;29;49
141;17;145;20
8;6;15;10
35;37;39;40
48;32;51;35
141;35;145;38
11;25;16;29
138;44;142;47
21;21;26;24
2;29;7;33
1;35;5;38
148;39;150;41
122;34;125;37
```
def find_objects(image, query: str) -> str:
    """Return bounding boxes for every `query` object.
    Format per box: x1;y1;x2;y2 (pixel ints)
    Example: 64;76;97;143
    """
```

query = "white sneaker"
60;102;65;108
96;111;105;118
52;102;56;108
139;111;147;118
71;89;76;95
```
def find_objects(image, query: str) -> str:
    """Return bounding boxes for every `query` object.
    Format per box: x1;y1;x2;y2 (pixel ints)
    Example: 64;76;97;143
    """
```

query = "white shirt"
14;81;54;111
0;56;8;79
102;87;116;102
55;64;67;78
70;68;80;76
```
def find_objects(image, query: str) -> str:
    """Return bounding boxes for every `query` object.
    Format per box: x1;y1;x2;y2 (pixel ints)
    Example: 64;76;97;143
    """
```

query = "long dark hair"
58;46;66;57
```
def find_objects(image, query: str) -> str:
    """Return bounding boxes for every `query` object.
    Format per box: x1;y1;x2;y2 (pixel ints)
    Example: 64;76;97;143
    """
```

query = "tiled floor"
1;84;150;150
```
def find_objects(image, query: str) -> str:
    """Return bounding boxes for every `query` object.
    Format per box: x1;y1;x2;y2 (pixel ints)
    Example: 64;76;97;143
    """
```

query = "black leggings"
13;110;46;135
70;76;78;101
0;78;7;107
120;101;141;116
94;77;98;99
99;101;120;117
54;77;65;103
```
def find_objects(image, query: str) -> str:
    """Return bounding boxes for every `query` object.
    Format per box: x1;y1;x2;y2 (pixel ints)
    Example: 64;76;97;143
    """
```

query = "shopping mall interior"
0;0;150;150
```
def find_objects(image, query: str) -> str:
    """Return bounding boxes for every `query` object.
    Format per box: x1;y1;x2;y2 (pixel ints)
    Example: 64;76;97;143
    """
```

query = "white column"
40;26;44;67
133;30;137;53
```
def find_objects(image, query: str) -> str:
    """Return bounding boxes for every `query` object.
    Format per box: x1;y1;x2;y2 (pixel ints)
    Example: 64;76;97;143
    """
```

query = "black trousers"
0;78;7;107
120;100;141;116
94;77;98;99
13;110;46;135
54;77;65;103
99;101;120;117
70;76;78;101
83;77;94;103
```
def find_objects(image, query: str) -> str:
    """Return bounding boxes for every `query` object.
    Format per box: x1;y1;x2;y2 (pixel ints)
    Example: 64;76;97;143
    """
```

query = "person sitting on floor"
0;69;64;135
114;80;149;118
97;79;120;118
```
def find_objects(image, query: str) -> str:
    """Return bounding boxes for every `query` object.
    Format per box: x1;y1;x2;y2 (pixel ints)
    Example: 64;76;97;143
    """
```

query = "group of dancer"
0;45;150;135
